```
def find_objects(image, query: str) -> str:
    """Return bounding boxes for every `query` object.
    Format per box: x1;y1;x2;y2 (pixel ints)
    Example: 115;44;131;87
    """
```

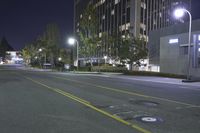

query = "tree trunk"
130;62;133;71
90;58;93;67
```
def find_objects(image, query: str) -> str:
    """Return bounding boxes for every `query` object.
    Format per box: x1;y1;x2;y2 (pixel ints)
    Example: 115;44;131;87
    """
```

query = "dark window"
198;57;200;67
180;46;188;55
126;8;130;22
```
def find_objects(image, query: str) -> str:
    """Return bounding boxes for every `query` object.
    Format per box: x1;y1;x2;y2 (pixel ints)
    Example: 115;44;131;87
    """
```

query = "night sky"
0;0;74;50
0;0;200;50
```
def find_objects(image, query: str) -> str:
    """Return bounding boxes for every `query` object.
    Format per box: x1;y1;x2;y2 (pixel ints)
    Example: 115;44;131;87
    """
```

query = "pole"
76;40;79;71
184;9;192;80
44;52;46;69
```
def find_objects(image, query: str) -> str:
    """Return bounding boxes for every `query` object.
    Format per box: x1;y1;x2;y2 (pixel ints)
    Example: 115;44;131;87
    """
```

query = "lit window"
101;0;105;4
115;0;120;5
76;29;79;33
99;32;102;37
169;38;179;44
111;10;114;15
102;15;105;20
198;35;200;41
199;48;200;52
141;2;146;9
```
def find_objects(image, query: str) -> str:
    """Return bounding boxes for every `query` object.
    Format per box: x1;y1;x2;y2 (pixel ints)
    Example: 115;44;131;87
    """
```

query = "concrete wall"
149;19;200;65
160;32;200;77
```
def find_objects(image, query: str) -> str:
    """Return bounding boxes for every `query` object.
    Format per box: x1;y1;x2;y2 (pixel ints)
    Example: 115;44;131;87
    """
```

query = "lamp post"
68;37;79;71
104;55;107;66
174;8;192;81
38;48;47;68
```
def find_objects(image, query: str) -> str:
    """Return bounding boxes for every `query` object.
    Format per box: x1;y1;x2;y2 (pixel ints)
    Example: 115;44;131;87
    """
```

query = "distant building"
148;19;200;77
74;0;191;60
5;51;23;64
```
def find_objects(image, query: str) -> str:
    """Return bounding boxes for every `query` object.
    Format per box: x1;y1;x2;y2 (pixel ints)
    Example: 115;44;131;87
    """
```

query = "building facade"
74;0;191;65
149;19;200;77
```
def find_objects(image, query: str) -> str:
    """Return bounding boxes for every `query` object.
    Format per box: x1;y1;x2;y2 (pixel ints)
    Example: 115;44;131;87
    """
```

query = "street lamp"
58;57;62;61
104;55;107;66
174;8;192;81
68;37;79;71
38;48;47;67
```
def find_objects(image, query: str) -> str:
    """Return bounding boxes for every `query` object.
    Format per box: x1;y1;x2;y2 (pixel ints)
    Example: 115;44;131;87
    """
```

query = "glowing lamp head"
58;57;62;61
68;38;76;45
174;8;185;18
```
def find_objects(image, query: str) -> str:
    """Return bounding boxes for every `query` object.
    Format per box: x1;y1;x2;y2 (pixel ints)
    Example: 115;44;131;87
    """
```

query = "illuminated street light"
68;38;76;45
68;37;79;71
174;8;192;81
104;55;107;66
39;48;42;52
174;8;185;18
38;48;47;68
58;57;62;61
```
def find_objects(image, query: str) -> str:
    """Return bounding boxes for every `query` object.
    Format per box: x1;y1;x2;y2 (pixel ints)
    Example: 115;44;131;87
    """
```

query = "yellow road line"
24;76;152;133
53;76;200;108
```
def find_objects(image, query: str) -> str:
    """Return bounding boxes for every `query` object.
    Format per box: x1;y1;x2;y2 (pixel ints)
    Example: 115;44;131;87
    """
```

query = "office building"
74;0;191;65
148;19;200;77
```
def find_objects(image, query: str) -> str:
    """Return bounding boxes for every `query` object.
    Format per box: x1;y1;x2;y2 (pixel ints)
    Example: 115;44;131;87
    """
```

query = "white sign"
169;38;179;44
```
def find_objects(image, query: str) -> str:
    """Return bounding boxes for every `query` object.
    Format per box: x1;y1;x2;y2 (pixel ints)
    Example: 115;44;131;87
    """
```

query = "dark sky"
0;0;200;50
0;0;74;50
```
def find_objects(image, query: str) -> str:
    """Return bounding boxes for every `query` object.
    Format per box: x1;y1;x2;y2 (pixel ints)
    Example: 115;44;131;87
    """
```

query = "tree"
0;37;14;58
22;43;38;65
58;48;71;64
30;23;61;67
79;4;99;66
119;36;148;70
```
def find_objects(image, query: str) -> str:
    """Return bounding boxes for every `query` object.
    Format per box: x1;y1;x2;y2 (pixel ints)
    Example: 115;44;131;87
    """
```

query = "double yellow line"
24;76;152;133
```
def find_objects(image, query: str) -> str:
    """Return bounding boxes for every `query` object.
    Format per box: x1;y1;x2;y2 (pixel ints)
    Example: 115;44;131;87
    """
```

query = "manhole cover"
129;100;159;107
141;117;157;122
134;115;163;123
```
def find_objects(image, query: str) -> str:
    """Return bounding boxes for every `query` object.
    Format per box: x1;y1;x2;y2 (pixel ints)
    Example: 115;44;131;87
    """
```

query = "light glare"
68;38;76;45
58;57;62;61
174;8;184;18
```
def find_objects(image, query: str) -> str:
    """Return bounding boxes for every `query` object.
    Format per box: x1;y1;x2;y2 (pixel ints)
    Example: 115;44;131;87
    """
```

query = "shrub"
92;66;127;72
124;71;186;79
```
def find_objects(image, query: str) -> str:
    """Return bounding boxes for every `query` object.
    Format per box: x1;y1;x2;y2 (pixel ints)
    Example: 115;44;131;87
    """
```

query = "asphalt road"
0;64;200;133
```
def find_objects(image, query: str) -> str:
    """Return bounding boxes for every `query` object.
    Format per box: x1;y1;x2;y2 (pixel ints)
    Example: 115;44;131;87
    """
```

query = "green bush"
124;71;186;79
77;66;91;71
91;66;127;72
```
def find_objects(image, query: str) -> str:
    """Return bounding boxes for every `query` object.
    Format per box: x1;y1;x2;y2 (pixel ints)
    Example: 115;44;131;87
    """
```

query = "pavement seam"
22;75;152;133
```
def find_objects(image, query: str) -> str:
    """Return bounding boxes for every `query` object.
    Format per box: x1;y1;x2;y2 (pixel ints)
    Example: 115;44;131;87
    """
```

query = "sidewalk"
63;71;200;87
114;75;200;88
19;65;52;72
19;66;200;87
